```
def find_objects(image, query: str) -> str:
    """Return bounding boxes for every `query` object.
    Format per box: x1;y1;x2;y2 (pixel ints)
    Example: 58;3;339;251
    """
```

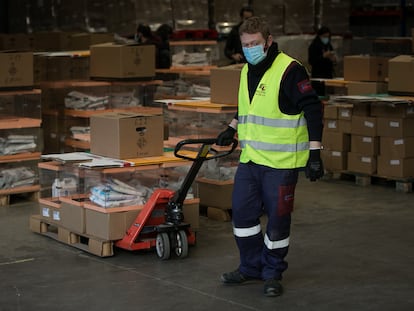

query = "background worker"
224;6;254;64
308;26;336;79
216;16;324;297
135;23;171;68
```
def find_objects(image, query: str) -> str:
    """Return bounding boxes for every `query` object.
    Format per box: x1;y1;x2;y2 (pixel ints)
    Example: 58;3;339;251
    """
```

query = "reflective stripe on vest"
264;234;290;249
238;52;309;169
233;224;262;238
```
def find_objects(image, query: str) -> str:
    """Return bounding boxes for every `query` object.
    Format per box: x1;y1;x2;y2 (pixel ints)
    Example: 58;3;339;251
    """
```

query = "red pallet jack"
115;138;238;260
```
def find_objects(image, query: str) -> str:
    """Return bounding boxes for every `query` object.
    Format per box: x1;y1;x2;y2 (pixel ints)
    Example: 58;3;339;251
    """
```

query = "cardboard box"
380;137;414;158
90;112;164;159
377;156;414;178
370;102;414;118
351;135;379;156
344;55;389;82
377;117;414;137
338;120;352;134
323;105;338;119
196;178;233;210
0;34;32;50
321;150;347;171
69;33;113;50
60;196;88;233
352;101;371;117
0;51;33;88
90;43;155;79
347;152;377;175
322;131;351;151
39;198;62;225
324;119;351;133
351;116;377;136
32;32;73;51
388;55;414;94
210;64;242;105
85;208;140;240
183;198;200;231
347;81;388;95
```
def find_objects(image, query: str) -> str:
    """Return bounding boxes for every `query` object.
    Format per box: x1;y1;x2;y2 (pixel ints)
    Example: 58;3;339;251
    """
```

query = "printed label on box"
53;211;61;221
364;121;374;128
390;160;400;165
362;137;372;143
394;139;404;145
362;157;371;163
42;207;50;217
389;121;400;128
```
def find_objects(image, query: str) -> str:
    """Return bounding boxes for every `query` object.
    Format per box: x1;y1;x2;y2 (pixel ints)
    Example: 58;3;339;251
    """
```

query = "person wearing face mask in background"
216;16;324;297
308;26;336;79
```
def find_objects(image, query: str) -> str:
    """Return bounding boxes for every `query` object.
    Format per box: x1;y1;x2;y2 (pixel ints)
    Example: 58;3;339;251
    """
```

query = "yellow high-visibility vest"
238;52;309;169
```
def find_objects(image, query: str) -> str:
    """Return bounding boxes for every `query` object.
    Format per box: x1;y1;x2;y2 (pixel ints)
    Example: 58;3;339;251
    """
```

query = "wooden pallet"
0;185;40;206
324;170;413;193
29;215;113;257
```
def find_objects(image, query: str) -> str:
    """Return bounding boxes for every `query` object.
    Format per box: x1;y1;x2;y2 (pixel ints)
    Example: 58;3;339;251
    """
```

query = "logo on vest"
255;83;267;96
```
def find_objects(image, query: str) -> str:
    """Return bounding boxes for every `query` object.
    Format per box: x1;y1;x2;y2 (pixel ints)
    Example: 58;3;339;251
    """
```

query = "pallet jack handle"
170;138;238;205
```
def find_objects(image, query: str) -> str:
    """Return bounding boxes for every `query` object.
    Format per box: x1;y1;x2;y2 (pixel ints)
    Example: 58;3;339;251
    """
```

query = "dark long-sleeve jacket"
308;37;334;78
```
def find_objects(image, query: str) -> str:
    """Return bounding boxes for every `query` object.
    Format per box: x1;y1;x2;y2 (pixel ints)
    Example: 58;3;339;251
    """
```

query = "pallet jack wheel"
156;232;171;260
175;230;189;258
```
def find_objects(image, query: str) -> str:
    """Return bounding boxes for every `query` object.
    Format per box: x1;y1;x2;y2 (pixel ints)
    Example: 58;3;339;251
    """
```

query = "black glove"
305;149;324;182
216;126;236;146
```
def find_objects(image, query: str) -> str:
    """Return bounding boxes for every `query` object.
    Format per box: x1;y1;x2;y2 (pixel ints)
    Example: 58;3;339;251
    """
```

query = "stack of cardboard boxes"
322;96;414;179
323;52;414;179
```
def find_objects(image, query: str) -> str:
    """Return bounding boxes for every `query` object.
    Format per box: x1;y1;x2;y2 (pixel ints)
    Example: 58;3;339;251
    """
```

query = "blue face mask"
321;37;329;45
242;44;267;65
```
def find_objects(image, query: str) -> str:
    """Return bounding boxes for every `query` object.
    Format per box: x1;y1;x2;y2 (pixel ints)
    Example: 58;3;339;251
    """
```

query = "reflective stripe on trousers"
233;225;290;249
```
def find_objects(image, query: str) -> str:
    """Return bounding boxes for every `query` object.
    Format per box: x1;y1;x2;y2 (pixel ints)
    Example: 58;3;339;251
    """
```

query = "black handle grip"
174;138;238;161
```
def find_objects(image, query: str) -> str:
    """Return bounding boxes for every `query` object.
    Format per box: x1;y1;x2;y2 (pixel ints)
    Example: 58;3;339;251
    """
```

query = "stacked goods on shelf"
373;100;414;178
0;42;42;205
322;95;414;180
40;80;162;154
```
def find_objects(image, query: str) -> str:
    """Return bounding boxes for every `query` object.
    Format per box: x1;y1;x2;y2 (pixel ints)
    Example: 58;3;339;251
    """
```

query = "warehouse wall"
5;0;351;36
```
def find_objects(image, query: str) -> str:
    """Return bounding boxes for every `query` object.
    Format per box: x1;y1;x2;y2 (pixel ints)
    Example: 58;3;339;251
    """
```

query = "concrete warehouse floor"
0;174;413;311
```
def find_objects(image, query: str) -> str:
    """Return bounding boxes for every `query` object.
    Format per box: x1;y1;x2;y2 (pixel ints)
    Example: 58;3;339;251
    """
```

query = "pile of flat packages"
0;135;37;155
155;79;210;98
88;166;194;208
65;90;141;110
64;91;109;110
89;178;151;208
110;91;141;108
172;50;209;66
0;167;36;189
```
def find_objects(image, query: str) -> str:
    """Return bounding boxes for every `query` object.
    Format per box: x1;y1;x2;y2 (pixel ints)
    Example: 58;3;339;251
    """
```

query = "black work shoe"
220;269;259;284
264;279;283;297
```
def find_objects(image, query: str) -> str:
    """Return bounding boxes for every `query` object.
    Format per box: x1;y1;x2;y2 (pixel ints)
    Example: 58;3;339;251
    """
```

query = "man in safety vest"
216;16;324;297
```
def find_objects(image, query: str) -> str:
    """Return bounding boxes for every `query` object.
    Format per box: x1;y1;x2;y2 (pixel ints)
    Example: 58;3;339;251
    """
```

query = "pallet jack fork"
115;138;238;260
